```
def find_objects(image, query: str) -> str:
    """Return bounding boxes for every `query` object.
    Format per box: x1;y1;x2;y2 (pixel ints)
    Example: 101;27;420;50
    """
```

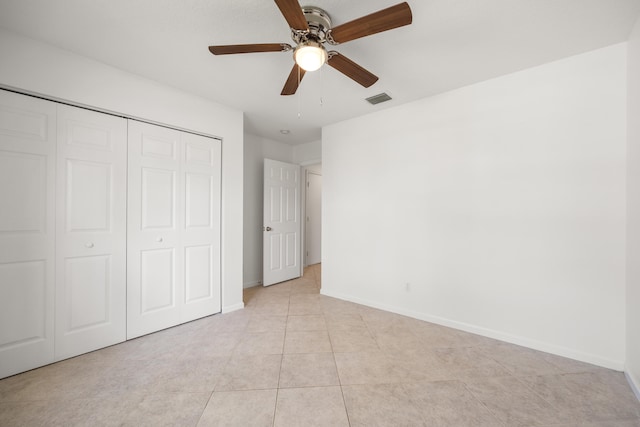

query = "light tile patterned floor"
1;264;639;426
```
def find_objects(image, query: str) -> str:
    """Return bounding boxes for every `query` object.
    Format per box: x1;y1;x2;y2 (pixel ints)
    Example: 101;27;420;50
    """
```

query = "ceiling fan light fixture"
294;41;327;72
208;2;413;95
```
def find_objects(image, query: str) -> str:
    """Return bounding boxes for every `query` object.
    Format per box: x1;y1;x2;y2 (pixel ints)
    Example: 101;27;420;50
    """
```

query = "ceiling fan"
208;0;412;95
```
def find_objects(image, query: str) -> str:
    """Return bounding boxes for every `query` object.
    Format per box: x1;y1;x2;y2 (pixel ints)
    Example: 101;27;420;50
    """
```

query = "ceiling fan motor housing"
292;6;332;44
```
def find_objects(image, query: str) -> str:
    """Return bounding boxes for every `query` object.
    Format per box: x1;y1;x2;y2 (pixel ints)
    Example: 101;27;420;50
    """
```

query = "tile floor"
1;264;639;426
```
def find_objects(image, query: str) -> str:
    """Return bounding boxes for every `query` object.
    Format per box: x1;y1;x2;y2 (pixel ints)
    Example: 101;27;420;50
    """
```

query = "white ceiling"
1;0;639;145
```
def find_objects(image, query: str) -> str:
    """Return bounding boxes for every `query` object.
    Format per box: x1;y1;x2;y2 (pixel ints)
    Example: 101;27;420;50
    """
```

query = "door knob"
156;237;164;243
265;226;272;231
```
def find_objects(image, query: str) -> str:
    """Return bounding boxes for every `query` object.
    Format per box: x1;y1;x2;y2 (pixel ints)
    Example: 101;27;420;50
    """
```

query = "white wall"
293;140;322;165
323;44;627;369
243;133;294;287
0;28;245;313
627;15;640;396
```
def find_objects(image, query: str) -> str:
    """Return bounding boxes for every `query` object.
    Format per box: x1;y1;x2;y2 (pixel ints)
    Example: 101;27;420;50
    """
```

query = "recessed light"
280;129;290;134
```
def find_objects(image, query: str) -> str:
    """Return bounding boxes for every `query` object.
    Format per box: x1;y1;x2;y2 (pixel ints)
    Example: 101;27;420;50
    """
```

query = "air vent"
366;92;392;105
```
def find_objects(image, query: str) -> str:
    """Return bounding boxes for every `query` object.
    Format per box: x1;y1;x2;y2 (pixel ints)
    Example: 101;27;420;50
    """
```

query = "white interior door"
55;105;127;360
0;90;56;378
263;159;301;286
127;121;221;338
306;171;322;265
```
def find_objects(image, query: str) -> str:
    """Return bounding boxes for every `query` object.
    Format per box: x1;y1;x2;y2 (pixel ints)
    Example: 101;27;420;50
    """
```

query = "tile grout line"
324;285;353;427
459;381;510;427
193;389;215;427
272;276;294;427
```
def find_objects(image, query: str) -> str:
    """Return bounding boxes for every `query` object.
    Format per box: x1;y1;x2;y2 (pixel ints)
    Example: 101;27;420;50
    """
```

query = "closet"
0;90;222;379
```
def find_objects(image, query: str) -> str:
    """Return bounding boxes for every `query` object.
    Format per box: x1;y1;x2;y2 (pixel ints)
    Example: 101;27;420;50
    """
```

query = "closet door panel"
55;105;127;360
140;248;175;313
0;90;56;379
185;173;213;228
185;244;212;301
181;132;221;322
0;152;47;235
127;121;182;339
65;159;112;231
128;123;221;337
141;167;176;229
64;255;111;330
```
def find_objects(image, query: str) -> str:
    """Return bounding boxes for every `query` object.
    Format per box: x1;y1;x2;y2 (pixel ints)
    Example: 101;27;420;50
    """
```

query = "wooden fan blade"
281;64;306;95
327;53;378;88
208;43;291;55
329;2;412;44
274;0;309;31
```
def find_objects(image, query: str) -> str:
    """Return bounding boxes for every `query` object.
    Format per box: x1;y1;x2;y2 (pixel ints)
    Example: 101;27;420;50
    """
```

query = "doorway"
304;164;322;267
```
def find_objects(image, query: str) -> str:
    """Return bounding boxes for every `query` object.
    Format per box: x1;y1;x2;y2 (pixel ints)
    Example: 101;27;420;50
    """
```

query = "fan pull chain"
320;66;324;108
297;65;302;119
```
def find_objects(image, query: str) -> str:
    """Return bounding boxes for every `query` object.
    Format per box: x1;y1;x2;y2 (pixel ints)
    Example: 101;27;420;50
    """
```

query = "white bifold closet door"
0;91;57;379
127;121;221;339
54;105;127;360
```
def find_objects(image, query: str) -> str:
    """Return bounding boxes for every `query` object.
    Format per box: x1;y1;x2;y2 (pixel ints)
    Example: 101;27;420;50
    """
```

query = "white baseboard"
222;302;244;313
626;369;640;401
320;289;625;371
243;280;261;289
